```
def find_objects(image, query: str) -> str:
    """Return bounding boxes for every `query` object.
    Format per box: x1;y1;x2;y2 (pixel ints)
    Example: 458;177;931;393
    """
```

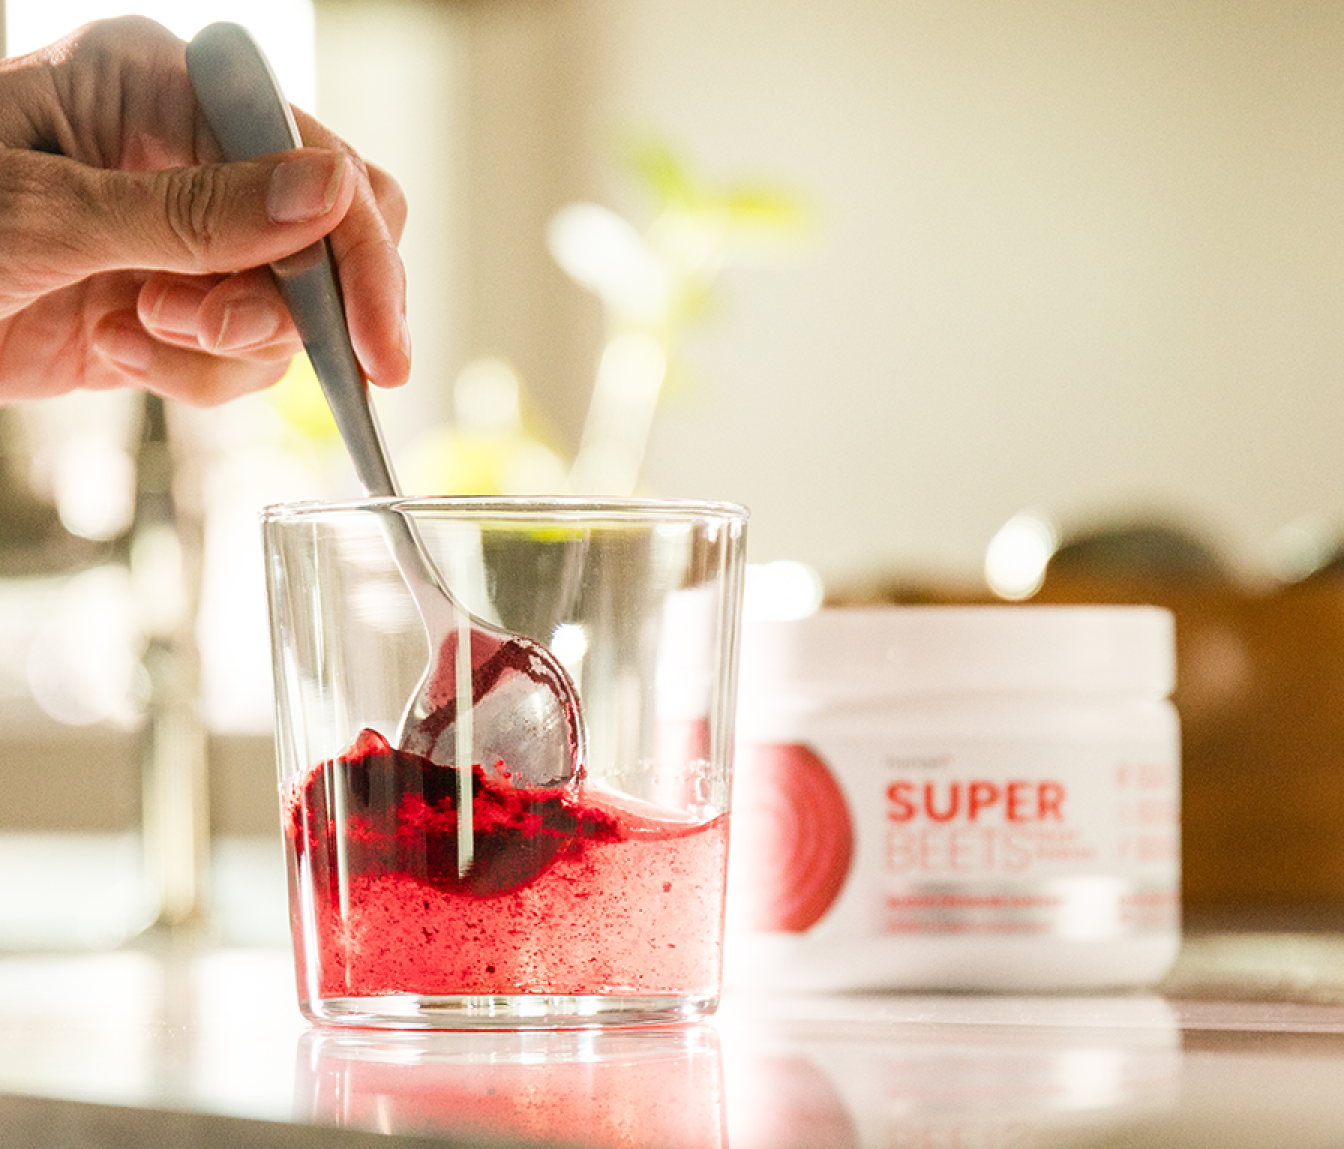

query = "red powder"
285;729;728;1000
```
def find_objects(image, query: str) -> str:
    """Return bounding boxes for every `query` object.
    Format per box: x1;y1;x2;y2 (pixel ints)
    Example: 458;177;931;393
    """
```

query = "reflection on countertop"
4;938;1344;1147
718;992;1181;1149
299;1026;726;1148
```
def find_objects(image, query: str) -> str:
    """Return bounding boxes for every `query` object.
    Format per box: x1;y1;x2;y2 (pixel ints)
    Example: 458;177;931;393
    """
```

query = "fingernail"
213;298;283;353
399;315;413;365
267;153;348;224
96;320;155;376
146;281;211;337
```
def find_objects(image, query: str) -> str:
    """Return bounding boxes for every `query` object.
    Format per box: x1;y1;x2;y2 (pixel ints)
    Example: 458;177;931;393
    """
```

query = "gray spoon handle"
186;21;398;500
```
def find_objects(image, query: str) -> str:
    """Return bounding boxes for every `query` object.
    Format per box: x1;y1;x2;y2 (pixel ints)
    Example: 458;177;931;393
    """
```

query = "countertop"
5;933;1344;1147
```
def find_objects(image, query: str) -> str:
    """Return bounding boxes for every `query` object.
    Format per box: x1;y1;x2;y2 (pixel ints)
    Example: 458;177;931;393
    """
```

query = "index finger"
290;106;410;388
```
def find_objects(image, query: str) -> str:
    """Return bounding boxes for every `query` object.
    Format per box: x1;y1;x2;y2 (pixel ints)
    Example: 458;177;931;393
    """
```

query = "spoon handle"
186;21;399;500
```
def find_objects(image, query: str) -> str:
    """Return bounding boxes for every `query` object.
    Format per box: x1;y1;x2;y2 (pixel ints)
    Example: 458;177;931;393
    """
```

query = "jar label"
730;733;1179;941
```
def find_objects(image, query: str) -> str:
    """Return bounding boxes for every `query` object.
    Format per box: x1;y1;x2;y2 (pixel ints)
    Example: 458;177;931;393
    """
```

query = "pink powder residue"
285;729;728;1000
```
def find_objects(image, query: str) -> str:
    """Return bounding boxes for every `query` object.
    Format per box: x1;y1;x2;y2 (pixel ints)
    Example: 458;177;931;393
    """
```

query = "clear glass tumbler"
262;497;748;1029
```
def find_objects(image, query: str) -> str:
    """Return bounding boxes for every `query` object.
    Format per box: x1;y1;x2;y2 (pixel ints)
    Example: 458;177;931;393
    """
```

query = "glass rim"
259;494;750;525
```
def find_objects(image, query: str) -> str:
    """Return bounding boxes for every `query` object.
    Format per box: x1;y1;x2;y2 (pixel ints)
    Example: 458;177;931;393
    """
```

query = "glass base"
301;993;720;1031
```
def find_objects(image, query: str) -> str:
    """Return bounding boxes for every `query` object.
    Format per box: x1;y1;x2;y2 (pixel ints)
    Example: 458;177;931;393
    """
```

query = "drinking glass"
263;497;748;1028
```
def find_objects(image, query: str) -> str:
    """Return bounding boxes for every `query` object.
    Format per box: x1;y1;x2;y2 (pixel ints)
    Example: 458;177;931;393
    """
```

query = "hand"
0;16;410;406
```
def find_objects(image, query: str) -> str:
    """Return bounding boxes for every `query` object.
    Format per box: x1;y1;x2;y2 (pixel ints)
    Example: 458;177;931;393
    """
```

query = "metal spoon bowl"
186;23;585;796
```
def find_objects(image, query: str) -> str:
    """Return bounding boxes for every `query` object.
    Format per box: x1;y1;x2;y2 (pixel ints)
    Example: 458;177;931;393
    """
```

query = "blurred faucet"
130;394;211;933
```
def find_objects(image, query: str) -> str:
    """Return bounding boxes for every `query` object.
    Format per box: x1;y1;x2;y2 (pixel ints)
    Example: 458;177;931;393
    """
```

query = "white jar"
725;605;1181;992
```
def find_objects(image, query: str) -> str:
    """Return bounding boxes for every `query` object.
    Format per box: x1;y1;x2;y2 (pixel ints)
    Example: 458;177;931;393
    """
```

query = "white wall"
313;0;469;442
565;0;1344;584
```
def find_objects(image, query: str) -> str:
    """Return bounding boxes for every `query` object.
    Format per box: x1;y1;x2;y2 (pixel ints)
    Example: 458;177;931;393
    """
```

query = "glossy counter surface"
4;935;1344;1147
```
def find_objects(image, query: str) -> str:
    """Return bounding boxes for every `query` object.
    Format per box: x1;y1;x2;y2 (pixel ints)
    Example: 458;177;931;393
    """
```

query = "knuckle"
378;176;410;239
63;15;181;82
161;165;228;264
74;13;172;51
366;160;406;219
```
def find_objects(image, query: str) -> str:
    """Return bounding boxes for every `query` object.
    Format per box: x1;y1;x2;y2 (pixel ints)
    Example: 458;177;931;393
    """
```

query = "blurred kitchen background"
3;0;1344;948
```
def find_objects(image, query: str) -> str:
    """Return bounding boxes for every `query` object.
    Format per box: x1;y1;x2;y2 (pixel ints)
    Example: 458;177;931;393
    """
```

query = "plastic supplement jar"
725;605;1180;992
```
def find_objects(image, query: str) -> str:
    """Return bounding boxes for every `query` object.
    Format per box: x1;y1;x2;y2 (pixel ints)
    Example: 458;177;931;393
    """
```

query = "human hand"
0;16;410;406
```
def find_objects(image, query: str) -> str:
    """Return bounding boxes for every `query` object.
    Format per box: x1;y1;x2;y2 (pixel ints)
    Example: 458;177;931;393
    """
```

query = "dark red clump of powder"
289;729;619;901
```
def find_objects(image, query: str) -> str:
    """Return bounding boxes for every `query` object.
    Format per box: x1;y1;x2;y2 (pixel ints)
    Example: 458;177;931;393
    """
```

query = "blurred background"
3;0;1344;945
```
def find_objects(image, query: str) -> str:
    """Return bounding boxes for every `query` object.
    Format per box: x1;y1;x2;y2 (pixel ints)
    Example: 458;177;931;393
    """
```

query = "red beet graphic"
733;743;853;931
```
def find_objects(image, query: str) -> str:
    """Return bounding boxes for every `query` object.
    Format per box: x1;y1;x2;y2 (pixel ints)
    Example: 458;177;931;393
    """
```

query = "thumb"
0;148;355;303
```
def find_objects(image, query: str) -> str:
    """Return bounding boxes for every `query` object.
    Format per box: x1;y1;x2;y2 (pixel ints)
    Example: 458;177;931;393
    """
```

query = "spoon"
186;24;586;832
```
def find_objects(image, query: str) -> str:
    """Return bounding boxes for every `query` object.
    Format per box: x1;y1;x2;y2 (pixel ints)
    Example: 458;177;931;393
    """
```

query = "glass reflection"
297;1024;725;1148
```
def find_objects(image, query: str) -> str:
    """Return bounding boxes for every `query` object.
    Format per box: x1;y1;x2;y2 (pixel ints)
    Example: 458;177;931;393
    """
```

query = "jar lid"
739;605;1175;697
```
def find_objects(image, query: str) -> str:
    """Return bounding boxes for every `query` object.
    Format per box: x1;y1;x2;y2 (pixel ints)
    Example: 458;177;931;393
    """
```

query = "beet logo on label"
733;743;854;932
